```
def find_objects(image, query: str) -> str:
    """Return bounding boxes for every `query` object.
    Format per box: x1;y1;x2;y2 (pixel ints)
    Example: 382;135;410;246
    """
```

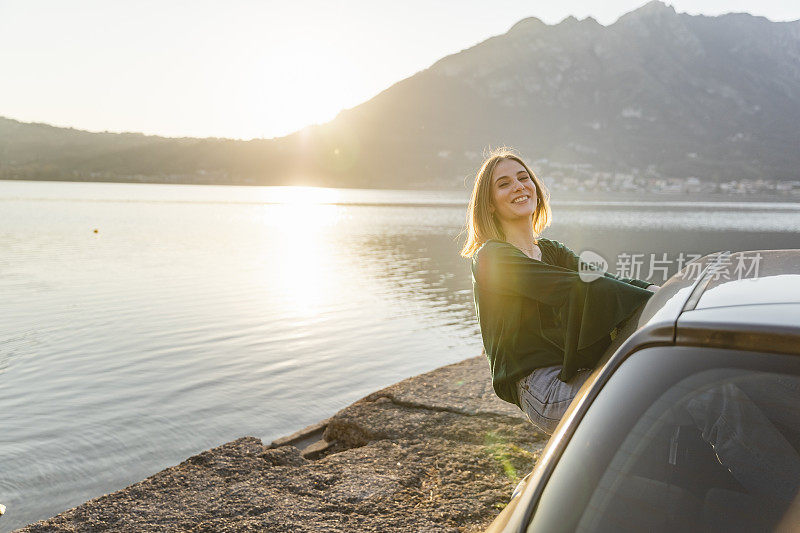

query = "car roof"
636;249;800;356
696;249;800;309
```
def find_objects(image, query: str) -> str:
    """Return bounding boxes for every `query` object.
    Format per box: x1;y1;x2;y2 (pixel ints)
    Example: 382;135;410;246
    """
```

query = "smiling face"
489;158;538;224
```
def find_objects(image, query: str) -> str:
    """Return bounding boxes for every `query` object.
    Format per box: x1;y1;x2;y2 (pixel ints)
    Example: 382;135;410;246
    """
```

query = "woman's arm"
473;240;654;382
550;240;654;289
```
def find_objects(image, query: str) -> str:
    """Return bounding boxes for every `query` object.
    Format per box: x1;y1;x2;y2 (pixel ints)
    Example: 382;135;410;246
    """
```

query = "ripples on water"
1;181;799;530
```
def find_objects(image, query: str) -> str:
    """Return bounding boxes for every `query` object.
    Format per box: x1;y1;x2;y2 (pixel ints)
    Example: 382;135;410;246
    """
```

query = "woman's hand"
646;284;661;292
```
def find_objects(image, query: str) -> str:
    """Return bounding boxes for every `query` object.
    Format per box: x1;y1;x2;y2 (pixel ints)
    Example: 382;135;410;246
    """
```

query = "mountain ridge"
2;1;799;189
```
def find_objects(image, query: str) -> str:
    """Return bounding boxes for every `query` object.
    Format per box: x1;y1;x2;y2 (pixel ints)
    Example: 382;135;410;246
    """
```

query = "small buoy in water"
93;229;99;234
0;502;6;515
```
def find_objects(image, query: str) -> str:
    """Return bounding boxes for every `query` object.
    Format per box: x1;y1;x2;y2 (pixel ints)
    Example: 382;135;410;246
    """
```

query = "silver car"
486;249;800;533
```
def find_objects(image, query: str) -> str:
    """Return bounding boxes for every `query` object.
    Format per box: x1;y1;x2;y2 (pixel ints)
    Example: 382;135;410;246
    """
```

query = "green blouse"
471;238;654;407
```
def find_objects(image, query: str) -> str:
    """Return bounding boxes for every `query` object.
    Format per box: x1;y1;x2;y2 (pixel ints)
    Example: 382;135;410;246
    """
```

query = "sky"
1;0;798;140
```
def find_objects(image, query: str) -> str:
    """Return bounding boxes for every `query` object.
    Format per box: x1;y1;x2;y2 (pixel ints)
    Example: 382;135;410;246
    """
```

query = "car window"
527;347;800;533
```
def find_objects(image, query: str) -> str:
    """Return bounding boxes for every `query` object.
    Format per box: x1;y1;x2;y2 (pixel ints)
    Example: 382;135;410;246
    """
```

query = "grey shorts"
517;365;593;435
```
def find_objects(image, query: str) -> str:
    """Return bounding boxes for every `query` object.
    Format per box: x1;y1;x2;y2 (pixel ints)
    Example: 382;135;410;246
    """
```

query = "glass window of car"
527;346;800;533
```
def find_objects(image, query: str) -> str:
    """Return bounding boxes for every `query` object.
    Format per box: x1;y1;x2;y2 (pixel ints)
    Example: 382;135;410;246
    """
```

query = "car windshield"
527;346;800;533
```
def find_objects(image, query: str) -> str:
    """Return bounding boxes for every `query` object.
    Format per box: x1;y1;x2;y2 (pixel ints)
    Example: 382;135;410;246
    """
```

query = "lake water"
1;180;799;531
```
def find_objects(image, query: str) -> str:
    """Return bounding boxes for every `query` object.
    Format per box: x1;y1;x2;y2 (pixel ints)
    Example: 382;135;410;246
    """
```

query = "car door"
524;346;800;533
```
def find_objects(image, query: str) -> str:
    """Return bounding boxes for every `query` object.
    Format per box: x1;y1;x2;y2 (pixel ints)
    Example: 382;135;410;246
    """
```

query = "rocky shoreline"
18;356;546;532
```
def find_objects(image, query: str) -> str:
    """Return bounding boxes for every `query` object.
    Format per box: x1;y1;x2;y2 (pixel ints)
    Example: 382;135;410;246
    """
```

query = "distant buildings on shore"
536;161;800;198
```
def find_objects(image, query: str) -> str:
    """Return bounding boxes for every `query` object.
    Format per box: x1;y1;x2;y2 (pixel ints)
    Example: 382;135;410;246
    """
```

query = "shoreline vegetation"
17;357;543;532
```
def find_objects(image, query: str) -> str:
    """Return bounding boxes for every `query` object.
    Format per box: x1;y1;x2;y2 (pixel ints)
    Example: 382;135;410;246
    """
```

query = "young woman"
461;149;659;434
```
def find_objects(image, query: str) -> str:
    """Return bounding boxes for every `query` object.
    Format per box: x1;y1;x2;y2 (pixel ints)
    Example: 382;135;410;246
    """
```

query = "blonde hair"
460;148;551;258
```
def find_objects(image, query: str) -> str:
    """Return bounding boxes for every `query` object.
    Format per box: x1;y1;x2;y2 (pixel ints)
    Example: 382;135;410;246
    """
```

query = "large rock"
324;395;535;450
361;356;527;421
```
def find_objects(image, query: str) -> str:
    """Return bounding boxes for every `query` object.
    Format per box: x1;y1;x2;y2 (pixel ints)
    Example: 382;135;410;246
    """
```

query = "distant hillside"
2;1;799;189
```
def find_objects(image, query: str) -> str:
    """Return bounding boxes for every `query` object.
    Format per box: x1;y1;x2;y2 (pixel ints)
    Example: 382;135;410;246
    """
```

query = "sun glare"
257;187;345;316
245;41;359;138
